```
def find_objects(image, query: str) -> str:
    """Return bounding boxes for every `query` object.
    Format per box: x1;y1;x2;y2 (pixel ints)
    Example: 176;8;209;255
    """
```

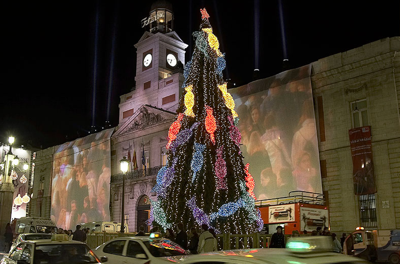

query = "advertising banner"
349;126;376;195
230;65;322;200
51;128;113;230
268;204;295;223
300;206;329;232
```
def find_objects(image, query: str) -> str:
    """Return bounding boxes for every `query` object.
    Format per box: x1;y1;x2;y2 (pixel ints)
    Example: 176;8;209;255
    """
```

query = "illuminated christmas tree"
149;8;263;235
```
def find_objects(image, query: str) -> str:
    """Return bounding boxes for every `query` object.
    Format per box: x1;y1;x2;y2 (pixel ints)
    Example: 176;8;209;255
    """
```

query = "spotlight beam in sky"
106;2;119;122
278;0;288;60
91;1;100;127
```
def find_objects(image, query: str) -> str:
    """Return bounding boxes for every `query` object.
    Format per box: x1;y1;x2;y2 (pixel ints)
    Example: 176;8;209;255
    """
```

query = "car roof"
22;240;87;246
20;233;52;236
178;248;367;264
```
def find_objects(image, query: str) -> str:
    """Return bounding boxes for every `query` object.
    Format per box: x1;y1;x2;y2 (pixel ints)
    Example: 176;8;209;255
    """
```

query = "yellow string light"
184;85;195;117
202;28;222;57
218;83;238;118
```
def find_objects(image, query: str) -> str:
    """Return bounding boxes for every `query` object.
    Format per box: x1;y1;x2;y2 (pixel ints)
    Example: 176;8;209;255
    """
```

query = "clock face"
167;53;177;67
143;54;152;67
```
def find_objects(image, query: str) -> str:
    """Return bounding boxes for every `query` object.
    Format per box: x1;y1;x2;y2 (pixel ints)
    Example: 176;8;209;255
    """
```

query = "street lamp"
120;156;129;233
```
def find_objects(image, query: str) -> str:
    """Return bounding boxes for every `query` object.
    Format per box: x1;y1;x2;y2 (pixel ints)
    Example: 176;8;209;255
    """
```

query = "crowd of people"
235;67;321;199
140;224;218;254
50;225;88;243
51;136;112;231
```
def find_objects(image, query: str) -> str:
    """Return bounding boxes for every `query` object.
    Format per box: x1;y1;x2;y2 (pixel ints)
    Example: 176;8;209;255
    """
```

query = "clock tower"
118;0;188;125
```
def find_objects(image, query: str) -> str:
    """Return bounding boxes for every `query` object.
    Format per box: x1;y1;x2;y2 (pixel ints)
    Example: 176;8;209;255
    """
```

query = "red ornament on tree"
200;8;210;20
244;163;256;200
166;113;184;149
205;105;216;144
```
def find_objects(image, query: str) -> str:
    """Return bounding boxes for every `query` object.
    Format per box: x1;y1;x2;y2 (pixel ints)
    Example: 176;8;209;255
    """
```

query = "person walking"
270;226;285;248
4;223;13;252
332;233;342;253
340;233;347;250
135;225;147;236
175;223;188;249
188;228;199;254
72;225;86;242
197;224;217;253
165;228;176;241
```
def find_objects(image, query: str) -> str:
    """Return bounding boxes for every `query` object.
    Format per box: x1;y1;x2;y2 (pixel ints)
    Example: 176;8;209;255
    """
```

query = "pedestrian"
188;228;199;254
312;226;322;236
340;233;347;249
270;226;285;248
197;224;217;253
57;228;64;234
135;225;147;236
291;230;300;237
4;223;13;252
175;223;188;249
322;227;330;236
72;225;86;242
165;228;175;241
332;233;342;253
303;230;308;235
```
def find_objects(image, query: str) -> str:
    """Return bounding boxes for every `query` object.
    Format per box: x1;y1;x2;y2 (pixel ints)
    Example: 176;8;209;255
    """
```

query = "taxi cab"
94;232;189;264
176;236;371;264
1;234;104;264
9;233;52;253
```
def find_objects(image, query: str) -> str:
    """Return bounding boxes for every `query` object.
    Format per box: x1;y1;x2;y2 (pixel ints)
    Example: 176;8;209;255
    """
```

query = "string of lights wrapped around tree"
244;163;256;200
149;8;263;236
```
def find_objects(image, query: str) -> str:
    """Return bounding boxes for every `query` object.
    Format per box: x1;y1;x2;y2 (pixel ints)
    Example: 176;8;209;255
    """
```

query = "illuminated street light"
119;156;129;233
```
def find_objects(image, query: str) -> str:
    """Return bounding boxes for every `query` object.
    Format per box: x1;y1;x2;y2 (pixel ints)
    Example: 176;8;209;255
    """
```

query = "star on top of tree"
200;8;210;20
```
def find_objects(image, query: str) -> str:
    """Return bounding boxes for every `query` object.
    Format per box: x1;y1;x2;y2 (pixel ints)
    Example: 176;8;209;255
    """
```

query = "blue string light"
191;143;206;183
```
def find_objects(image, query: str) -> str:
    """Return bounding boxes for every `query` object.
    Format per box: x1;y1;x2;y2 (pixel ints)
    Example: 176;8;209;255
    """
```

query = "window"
21;244;32;263
10;244;24;261
161;147;167;166
103;240;126;255
162;94;175;105
359;194;377;228
351;99;368;128
126;241;147;258
144;81;151;90
123;109;134;119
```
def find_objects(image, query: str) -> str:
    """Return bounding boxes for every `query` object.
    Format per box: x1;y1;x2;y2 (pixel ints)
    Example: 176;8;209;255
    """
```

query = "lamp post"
120;156;129;233
0;136;18;236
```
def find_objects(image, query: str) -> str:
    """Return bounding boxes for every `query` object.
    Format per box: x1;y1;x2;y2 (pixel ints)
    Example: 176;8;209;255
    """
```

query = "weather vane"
200;8;210;20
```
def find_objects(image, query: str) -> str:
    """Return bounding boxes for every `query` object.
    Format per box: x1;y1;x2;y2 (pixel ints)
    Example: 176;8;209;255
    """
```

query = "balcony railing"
111;165;162;183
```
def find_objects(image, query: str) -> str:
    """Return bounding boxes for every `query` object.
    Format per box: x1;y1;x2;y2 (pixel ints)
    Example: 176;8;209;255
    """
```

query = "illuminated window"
359;194;377;228
161;147;167;166
351;99;368;128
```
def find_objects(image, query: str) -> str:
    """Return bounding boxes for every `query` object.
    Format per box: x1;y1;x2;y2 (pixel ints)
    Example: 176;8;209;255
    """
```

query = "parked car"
94;233;188;264
175;236;370;264
1;237;104;264
9;233;52;253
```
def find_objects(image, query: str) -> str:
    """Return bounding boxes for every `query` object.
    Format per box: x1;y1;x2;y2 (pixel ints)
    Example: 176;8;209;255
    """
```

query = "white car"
9;233;52;253
94;234;188;264
1;237;104;264
177;236;371;264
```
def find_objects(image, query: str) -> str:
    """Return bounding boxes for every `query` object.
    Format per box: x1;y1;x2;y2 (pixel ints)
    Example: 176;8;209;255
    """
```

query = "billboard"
300;206;329;232
268;204;295;223
50;128;113;230
349;126;376;195
230;65;322;200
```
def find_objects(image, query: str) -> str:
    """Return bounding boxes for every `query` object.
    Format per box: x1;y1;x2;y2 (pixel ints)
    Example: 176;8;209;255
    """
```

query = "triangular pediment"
165;31;184;42
114;105;176;137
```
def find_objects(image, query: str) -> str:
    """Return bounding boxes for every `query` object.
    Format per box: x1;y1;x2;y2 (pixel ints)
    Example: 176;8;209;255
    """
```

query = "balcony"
111;165;162;183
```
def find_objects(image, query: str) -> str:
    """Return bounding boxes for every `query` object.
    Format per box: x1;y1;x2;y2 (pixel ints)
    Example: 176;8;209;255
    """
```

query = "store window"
359;194;377;228
351;99;368;128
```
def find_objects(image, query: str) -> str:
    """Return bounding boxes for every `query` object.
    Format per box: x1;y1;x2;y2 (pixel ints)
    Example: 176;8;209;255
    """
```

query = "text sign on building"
349;126;376;195
300;207;329;232
268;204;295;223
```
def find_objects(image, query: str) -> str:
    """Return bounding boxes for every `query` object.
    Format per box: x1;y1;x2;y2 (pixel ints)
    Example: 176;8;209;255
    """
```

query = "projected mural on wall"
230;65;322;200
50;128;113;230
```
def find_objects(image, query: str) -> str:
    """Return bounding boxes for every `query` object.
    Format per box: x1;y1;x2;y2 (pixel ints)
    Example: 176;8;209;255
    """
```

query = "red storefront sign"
349;126;376;195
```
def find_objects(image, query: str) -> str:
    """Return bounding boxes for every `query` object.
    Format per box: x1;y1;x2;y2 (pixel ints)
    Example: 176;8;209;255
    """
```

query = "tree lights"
149;8;263;235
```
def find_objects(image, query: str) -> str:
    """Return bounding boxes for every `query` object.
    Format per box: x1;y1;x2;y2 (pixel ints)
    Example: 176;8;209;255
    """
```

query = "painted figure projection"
50;128;113;230
231;65;322;200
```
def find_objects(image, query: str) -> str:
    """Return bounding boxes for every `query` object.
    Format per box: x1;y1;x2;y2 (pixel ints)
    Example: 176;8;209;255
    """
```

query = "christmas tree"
149;8;263;235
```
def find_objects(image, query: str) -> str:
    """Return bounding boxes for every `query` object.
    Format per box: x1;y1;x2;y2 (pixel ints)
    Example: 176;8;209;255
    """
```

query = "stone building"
311;37;400;233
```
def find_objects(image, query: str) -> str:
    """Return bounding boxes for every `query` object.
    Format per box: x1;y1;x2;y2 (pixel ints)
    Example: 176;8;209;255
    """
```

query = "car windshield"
25;234;52;240
35;244;99;264
144;239;187;257
36;226;54;233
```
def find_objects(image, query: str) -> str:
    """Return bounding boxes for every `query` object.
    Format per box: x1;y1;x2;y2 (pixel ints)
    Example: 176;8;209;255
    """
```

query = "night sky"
1;0;399;149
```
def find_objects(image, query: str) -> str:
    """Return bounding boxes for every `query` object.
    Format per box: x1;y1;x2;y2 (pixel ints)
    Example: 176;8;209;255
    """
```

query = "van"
15;217;57;235
81;221;129;233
